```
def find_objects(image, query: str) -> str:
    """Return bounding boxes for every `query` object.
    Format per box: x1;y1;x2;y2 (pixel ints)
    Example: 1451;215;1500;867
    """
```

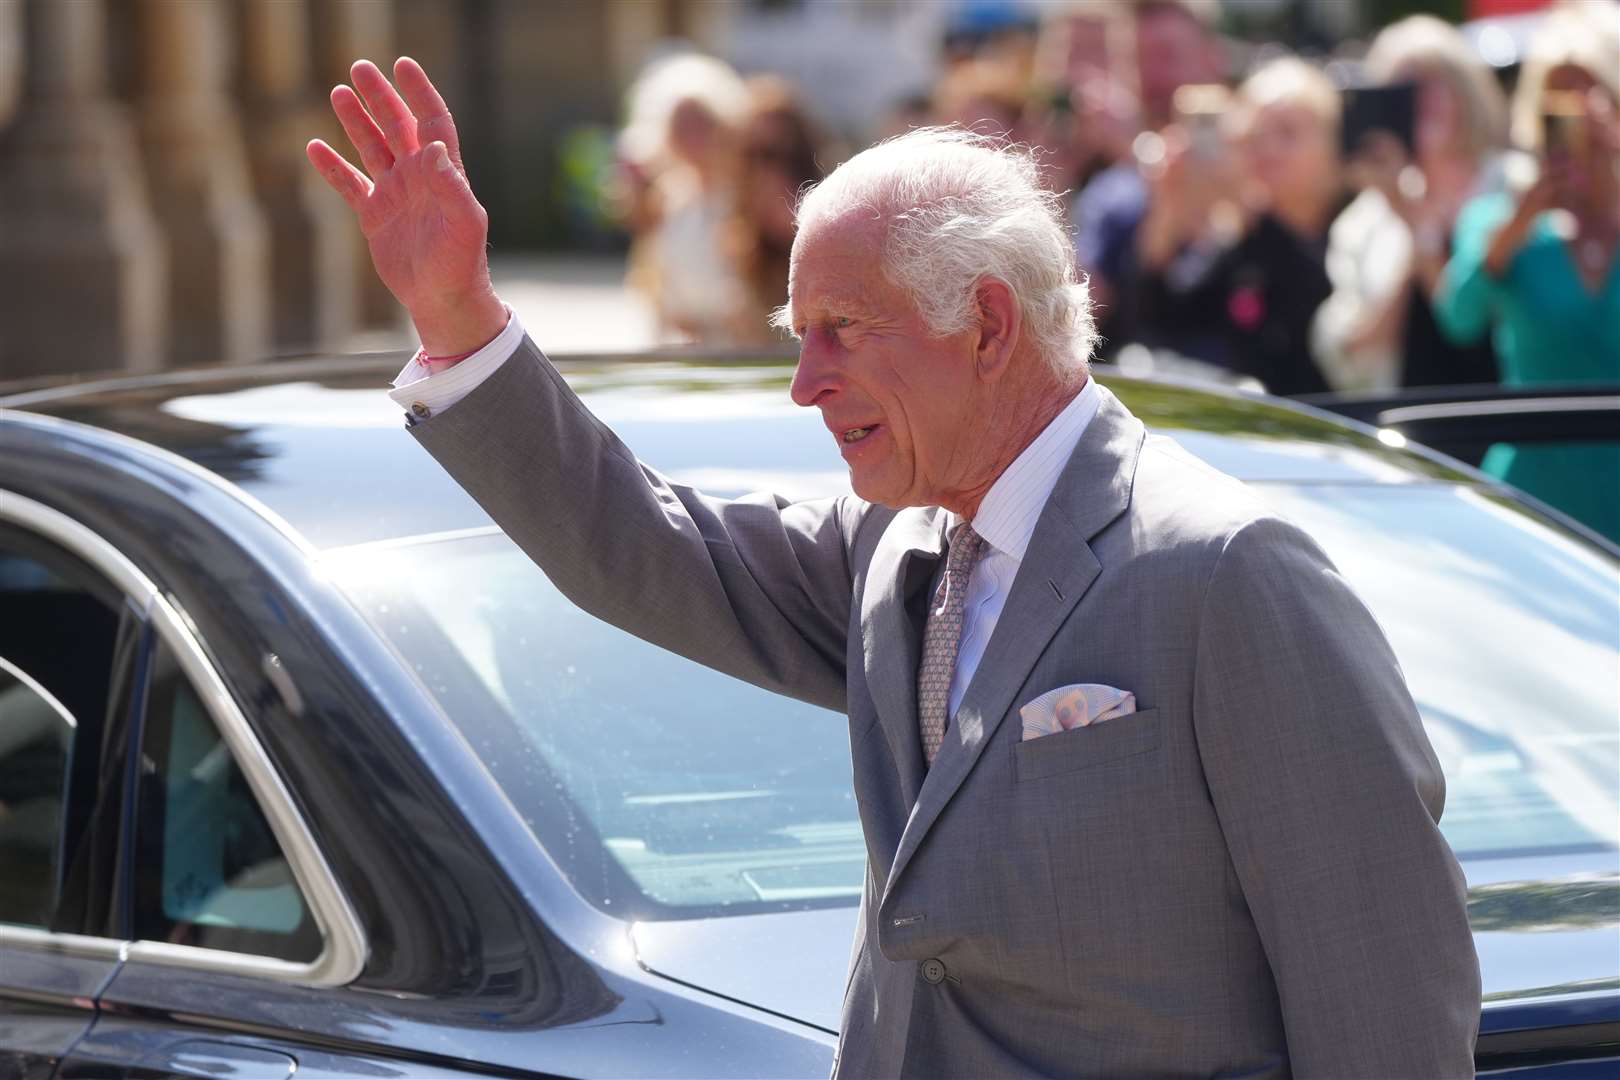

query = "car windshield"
326;481;1618;921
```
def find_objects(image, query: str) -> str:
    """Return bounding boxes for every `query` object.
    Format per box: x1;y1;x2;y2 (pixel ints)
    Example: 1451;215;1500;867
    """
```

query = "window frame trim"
0;653;79;730
0;489;367;987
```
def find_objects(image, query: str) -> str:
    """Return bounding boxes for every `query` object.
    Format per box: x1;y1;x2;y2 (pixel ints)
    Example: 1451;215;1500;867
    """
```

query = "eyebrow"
804;294;874;318
773;290;878;335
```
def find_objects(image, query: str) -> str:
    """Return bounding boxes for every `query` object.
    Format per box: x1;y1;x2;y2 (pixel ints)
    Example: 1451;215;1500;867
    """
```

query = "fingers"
1587;91;1620;156
306;139;373;210
330;84;393;178
351;58;419;160
394;57;464;171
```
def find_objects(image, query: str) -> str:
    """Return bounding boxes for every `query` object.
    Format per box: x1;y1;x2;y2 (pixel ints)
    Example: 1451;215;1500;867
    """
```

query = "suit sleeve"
1191;516;1480;1078
405;333;856;712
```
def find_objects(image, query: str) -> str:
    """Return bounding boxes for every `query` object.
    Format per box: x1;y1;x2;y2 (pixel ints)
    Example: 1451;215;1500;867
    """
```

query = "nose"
790;334;839;408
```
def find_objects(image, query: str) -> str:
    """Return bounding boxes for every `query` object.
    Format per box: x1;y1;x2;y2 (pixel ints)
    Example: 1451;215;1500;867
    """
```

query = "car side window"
0;529;126;930
0;658;76;927
131;640;322;963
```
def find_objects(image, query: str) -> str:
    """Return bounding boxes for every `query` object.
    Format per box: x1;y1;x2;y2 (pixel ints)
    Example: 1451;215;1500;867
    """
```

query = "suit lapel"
860;506;948;807
881;385;1147;902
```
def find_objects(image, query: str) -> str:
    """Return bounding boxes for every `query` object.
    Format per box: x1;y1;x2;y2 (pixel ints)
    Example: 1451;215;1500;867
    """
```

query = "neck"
1423;151;1475;193
1578;165;1620;232
945;362;1087;521
1273;188;1335;239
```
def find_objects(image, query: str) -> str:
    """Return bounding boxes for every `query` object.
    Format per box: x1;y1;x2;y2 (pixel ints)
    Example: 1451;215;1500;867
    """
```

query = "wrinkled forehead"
787;209;892;305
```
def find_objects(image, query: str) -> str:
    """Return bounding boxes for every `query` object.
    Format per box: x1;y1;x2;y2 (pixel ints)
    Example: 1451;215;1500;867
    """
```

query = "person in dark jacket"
1134;57;1345;395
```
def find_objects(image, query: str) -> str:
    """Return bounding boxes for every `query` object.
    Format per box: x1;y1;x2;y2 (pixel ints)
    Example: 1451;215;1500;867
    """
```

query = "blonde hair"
1511;0;1620;152
1365;14;1507;163
620;53;750;165
1240;56;1341;130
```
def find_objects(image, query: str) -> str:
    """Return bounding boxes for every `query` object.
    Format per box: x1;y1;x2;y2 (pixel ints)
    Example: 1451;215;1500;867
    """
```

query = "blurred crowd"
606;0;1619;402
606;55;830;348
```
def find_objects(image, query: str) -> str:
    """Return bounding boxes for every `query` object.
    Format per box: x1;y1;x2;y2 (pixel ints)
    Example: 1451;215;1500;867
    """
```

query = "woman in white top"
619;54;750;345
1313;15;1508;391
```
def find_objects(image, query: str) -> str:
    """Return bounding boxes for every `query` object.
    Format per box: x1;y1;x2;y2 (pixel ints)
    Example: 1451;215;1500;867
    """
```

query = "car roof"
2;353;1475;551
8;355;1616;1031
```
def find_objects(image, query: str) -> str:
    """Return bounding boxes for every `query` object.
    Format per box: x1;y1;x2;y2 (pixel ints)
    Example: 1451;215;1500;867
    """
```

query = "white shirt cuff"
388;307;528;419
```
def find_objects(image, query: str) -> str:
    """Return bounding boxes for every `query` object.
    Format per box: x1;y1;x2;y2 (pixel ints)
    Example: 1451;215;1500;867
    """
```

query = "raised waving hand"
307;58;507;356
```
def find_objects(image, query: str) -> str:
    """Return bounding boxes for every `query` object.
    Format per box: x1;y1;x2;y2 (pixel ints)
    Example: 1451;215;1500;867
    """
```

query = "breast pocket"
1013;709;1161;782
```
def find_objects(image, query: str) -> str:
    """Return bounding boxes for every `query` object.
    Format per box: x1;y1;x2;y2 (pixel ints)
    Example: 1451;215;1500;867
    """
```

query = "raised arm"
307;59;857;711
306;58;507;357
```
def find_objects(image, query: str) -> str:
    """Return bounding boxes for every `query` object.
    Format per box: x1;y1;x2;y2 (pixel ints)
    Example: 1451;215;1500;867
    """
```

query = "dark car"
1299;383;1620;546
1;355;1616;1078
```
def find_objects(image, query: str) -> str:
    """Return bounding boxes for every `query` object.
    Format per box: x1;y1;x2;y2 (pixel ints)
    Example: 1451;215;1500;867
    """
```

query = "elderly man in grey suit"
310;58;1480;1078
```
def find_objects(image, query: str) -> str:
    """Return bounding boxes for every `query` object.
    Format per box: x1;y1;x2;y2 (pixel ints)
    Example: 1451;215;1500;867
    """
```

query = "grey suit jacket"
408;335;1481;1078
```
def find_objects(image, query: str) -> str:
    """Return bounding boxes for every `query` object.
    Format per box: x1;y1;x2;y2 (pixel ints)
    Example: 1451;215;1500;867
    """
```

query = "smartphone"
1173;84;1231;160
1340;83;1416;159
1542;90;1588;157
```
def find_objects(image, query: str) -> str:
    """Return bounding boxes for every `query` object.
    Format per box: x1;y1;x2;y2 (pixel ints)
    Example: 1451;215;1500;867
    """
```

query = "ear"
973;277;1021;382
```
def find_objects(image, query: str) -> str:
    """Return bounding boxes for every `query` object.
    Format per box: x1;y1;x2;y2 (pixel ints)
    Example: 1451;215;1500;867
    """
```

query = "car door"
56;602;380;1078
55;626;538;1080
0;487;485;1080
0;515;143;1080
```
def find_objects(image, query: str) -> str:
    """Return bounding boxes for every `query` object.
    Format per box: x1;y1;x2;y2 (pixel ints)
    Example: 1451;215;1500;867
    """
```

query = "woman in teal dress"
1433;3;1620;542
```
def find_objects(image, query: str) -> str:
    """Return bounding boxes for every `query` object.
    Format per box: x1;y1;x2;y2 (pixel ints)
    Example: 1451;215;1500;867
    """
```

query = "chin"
849;473;922;510
848;471;893;508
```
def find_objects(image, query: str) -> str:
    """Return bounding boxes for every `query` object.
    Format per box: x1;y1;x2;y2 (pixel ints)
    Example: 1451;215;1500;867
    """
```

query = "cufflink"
410;401;431;419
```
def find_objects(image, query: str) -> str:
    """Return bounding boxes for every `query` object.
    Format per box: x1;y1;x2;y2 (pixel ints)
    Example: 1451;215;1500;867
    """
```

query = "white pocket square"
1020;684;1136;741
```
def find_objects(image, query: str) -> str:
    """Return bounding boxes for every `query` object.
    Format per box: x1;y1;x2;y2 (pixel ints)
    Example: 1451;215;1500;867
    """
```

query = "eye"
833;316;854;330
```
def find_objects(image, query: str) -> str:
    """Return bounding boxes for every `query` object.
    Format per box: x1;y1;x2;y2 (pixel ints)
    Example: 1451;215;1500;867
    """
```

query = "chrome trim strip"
0;654;79;729
0;925;128;961
0;490;367;986
1482;983;1620;1010
1380;396;1620;424
0;491;158;608
320;524;503;558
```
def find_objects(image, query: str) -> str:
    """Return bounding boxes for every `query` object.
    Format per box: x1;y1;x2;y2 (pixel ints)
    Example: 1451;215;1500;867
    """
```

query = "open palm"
307;58;505;356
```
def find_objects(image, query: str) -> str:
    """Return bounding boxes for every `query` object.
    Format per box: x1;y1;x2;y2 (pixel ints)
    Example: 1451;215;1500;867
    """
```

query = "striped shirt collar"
946;377;1102;563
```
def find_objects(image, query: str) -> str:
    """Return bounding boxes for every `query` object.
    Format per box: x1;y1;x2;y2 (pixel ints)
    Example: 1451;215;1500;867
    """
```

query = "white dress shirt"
392;320;1102;721
941;380;1100;718
388;307;527;418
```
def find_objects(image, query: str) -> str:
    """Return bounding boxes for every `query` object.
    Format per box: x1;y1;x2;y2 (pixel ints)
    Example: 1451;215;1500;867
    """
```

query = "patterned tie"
917;524;987;766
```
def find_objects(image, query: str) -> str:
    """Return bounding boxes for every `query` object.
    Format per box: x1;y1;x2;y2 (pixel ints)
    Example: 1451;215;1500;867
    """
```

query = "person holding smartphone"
1432;0;1620;540
1134;56;1346;395
1313;15;1508;391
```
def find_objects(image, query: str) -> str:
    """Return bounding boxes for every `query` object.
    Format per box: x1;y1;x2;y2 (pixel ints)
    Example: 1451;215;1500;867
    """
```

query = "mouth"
840;424;880;445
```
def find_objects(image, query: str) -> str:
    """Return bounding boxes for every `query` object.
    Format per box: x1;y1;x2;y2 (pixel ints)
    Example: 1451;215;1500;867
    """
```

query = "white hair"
774;127;1094;377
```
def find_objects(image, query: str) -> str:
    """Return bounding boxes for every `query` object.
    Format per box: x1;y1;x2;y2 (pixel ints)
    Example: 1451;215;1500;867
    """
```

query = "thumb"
425;141;483;227
426;141;460;190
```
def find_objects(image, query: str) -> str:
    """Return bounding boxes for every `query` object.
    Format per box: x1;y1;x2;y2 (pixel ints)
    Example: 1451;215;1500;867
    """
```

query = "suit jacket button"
921;958;946;985
411;401;431;419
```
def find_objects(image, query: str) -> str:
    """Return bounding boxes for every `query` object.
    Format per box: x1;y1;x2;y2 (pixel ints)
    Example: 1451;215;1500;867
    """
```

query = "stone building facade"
0;0;708;381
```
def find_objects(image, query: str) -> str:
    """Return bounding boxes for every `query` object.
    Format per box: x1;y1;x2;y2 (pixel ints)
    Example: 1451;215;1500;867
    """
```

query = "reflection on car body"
0;355;1616;1077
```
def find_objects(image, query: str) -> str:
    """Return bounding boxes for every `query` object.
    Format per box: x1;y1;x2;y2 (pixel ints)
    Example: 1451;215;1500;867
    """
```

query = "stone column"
0;0;167;379
238;0;356;352
133;0;269;367
311;0;406;338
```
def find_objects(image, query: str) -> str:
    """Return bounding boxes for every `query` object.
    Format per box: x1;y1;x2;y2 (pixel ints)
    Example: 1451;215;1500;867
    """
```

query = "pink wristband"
414;307;511;375
413;346;478;378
